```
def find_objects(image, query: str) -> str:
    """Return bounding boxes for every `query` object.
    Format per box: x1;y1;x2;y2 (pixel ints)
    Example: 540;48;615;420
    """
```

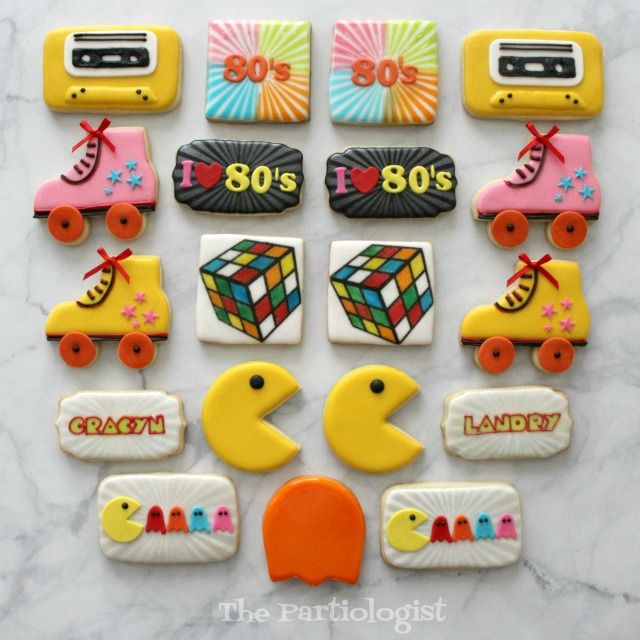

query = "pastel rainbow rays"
206;21;310;122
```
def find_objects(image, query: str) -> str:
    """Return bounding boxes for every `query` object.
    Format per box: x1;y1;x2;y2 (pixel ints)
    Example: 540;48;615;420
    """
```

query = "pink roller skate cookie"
473;122;600;249
34;119;157;245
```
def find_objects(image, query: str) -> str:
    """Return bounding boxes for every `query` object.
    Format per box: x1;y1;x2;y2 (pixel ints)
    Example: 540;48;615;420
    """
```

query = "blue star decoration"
554;194;564;202
579;184;595;200
574;167;587;180
105;187;113;196
127;173;143;189
107;169;123;185
558;176;574;192
125;160;138;171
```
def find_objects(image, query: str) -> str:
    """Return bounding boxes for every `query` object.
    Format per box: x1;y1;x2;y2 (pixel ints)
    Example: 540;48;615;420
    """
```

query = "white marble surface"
1;1;639;638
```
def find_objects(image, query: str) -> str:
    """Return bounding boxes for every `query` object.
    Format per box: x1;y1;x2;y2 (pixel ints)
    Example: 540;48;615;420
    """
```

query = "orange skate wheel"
47;205;88;245
475;337;516;374
59;332;98;368
548;211;588;249
105;203;146;241
489;210;529;248
534;337;575;373
118;332;156;369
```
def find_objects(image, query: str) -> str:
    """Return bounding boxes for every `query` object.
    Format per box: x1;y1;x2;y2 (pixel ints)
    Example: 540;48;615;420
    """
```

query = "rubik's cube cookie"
197;235;303;344
329;20;438;125
328;241;434;345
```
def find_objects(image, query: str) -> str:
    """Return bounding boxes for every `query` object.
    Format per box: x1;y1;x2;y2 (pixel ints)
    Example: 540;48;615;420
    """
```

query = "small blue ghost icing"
189;505;211;533
474;512;495;540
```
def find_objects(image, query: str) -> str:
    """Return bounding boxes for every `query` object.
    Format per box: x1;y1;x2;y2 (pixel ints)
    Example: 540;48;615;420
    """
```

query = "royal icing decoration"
325;147;456;218
328;241;434;345
460;254;590;374
34;119;157;244
381;482;522;569
46;247;171;369
263;476;365;585
56;391;185;461
201;362;301;472
98;474;238;563
442;387;572;460
172;139;303;215
206;20;310;123
330;20;438;125
462;29;603;120
197;235;303;345
323;366;422;473
474;123;600;249
43;26;181;112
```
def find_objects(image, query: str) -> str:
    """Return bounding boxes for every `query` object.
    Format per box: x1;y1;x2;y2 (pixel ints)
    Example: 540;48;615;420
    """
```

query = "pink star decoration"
134;291;147;303
121;304;136;320
132;320;140;329
541;304;557;319
544;324;553;333
142;309;160;325
560;317;576;333
561;297;573;311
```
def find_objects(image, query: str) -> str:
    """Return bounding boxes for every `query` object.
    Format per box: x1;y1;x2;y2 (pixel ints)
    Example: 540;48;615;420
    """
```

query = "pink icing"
495;513;518;539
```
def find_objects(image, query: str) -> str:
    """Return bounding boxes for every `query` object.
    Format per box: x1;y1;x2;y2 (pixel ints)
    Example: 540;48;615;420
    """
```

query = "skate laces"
517;123;564;163
506;253;559;289
84;247;132;283
72;118;116;153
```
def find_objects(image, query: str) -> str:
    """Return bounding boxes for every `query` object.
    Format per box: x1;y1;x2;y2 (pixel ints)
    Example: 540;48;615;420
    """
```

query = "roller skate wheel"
548;211;588;249
47;205;88;245
59;332;98;368
475;337;516;374
533;337;575;373
105;203;146;241
118;332;156;369
489;210;529;248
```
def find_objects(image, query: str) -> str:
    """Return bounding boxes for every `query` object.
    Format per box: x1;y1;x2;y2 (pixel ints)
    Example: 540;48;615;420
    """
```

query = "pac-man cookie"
323;365;423;473
263;476;365;585
201;362;301;472
98;473;239;563
381;482;522;569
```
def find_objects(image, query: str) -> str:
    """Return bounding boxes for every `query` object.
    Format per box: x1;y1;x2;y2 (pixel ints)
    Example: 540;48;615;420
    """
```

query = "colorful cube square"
328;241;434;345
198;235;303;344
329;20;438;125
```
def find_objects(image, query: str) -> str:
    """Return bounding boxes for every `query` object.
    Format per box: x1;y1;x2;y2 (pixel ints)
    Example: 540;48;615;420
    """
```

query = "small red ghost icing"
452;514;474;542
166;506;189;533
212;504;234;533
145;505;166;534
430;515;453;542
495;513;518;539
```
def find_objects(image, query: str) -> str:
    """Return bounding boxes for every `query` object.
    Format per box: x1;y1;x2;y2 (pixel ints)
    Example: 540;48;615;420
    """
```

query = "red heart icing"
350;167;380;194
195;162;223;189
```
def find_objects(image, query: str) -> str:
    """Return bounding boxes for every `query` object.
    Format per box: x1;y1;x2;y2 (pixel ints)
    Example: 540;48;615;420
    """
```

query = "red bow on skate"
517;122;565;163
72;118;116;153
84;247;132;283
506;253;559;289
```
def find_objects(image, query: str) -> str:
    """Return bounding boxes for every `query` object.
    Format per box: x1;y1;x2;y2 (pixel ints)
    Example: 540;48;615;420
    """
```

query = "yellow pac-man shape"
386;508;430;552
201;362;301;472
323;365;423;473
101;496;144;543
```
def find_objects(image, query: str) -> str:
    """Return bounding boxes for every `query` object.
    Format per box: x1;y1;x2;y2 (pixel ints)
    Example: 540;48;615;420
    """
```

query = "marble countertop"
1;1;639;638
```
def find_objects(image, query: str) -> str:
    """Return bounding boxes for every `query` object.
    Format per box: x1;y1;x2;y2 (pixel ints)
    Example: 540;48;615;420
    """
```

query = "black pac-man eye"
370;379;385;393
409;514;416;521
250;375;265;390
122;503;129;510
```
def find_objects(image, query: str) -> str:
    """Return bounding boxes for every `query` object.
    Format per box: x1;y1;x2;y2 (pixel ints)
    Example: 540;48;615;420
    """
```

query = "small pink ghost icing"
495;513;518;539
212;504;234;532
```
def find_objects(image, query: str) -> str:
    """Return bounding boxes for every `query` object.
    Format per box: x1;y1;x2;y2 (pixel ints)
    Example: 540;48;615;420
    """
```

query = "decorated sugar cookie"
460;253;589;374
98;474;238;563
330;20;438;125
325;147;456;218
46;247;170;369
173;139;303;215
323;366;422;473
206;20;310;123
43;26;181;112
263;476;365;585
197;235;303;345
473;123;600;249
34;119;157;244
56;391;185;461
381;482;522;569
328;241;434;345
201;362;301;472
442;387;572;460
462;29;603;120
